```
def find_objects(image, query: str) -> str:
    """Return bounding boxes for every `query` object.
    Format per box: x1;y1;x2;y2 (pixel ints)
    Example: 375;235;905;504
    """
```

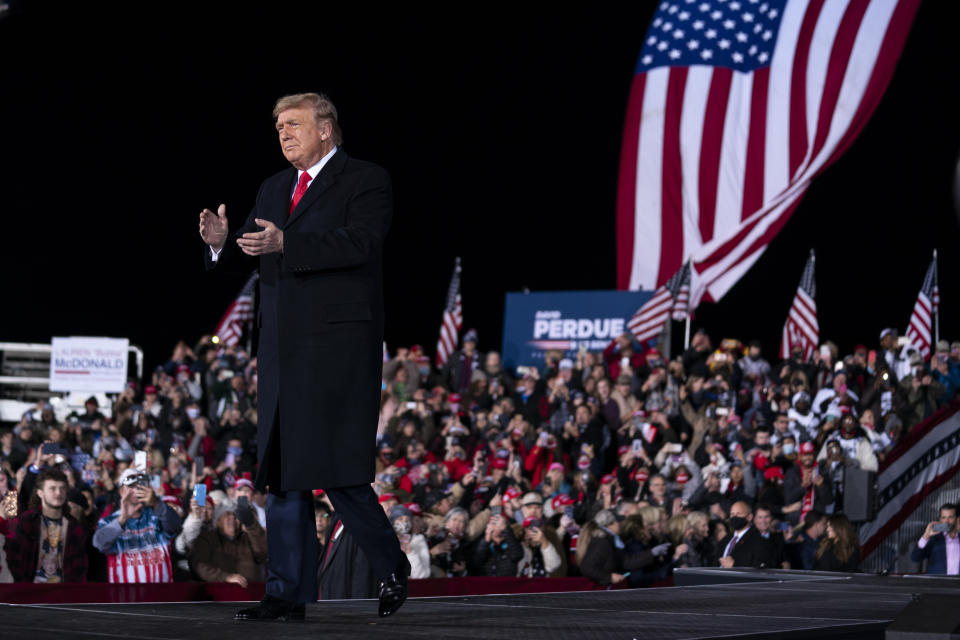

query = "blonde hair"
667;513;688;546
575;520;601;568
272;92;343;145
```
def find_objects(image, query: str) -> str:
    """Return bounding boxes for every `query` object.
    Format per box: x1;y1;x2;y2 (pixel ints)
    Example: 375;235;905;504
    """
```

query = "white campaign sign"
49;337;129;393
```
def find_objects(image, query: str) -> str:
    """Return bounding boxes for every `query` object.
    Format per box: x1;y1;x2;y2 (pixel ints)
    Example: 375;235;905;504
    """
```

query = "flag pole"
684;316;691;351
934;248;940;346
662;314;672;361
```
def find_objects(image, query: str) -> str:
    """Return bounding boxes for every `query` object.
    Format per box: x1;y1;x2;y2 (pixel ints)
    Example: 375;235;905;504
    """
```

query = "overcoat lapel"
284;149;348;229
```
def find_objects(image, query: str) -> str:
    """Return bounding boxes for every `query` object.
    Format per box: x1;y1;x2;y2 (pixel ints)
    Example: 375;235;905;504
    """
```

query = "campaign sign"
501;290;652;370
50;337;129;393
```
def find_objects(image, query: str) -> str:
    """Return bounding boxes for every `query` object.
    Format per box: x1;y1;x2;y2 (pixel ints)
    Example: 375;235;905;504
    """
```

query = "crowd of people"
0;326;958;587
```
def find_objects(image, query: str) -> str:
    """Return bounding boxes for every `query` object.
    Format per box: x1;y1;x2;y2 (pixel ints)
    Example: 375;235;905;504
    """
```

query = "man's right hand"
199;204;228;252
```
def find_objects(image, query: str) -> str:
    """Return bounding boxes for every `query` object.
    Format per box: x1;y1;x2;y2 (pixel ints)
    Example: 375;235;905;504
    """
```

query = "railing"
859;401;960;573
860;471;960;573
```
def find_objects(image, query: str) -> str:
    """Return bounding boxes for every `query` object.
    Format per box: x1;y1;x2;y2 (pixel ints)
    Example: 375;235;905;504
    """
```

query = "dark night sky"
0;3;957;376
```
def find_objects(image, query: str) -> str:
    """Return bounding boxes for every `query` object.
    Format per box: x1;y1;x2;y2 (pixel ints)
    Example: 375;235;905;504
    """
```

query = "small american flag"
778;250;817;360
435;257;463;368
627;261;691;343
905;254;939;359
213;273;257;347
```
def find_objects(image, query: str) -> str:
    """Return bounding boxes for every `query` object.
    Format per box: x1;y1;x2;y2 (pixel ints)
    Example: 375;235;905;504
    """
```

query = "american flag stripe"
626;262;691;343
618;0;919;310
435;259;463;368
779;251;818;359
213;274;257;347
905;256;938;359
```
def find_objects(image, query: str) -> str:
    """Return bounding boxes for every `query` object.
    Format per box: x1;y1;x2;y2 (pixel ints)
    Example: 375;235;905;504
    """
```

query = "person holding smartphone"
911;503;960;575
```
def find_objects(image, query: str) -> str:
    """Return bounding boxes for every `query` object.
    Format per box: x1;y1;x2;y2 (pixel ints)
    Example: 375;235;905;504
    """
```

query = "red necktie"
289;171;312;215
324;520;343;567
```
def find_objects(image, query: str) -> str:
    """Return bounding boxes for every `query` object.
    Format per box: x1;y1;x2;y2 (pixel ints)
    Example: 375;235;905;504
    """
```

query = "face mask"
419;366;430;377
227;446;242;456
782;443;796;456
187;408;200;419
729;516;748;531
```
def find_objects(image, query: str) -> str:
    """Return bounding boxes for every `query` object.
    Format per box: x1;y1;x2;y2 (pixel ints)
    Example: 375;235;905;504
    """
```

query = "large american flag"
905;254;939;359
627;261;691;343
617;0;919;308
779;250;817;360
213;273;257;347
435;257;463;368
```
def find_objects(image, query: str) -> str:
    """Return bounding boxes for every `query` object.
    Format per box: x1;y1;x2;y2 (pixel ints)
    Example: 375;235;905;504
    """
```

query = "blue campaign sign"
501;290;653;370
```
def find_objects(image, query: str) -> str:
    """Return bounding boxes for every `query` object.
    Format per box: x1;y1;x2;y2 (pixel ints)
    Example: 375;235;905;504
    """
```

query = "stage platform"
2;569;959;639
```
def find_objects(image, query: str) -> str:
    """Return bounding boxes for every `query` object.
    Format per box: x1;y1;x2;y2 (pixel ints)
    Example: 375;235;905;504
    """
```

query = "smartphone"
715;407;730;416
135;450;147;470
933;523;950;533
564;506;574;519
237;496;255;527
405;402;417;410
491;505;502;517
631;439;643;455
225;452;236;467
193;483;207;507
777;522;791;531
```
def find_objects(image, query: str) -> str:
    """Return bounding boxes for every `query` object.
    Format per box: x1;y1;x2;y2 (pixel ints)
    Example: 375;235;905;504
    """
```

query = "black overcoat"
206;148;391;490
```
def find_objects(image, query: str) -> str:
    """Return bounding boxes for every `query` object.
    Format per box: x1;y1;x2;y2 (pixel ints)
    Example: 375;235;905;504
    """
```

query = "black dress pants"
261;416;404;603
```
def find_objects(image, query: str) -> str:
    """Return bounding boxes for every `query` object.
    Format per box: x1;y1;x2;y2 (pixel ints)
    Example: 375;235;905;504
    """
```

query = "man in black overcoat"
199;92;408;620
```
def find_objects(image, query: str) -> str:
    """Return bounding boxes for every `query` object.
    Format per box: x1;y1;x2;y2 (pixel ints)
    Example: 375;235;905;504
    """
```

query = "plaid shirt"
2;509;88;582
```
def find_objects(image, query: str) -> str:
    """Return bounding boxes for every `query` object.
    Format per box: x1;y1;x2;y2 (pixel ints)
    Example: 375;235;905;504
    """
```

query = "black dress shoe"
235;596;305;621
378;557;411;618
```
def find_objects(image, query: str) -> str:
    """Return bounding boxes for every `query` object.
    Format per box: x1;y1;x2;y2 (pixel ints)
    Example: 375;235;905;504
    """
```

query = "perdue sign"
49;337;129;393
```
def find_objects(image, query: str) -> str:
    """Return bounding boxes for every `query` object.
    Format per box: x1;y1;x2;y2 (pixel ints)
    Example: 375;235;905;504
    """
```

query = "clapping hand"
237;219;284;256
199;204;228;251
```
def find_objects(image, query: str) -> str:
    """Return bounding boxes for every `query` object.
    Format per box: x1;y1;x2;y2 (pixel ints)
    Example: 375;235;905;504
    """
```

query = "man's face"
521;502;543;520
575;406;590;424
940;507;958;534
648;476;666;497
237;485;254;501
755;431;771;448
276;106;330;170
38;480;67;511
773;415;789;433
753;509;771;533
730;502;751;523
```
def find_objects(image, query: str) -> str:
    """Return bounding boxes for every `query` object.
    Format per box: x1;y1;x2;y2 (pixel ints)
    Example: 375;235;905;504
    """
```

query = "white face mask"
186;408;201;419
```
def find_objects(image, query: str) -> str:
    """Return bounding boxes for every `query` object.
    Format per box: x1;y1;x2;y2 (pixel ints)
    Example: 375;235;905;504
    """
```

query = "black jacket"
206;149;392;491
318;514;377;599
718;526;777;569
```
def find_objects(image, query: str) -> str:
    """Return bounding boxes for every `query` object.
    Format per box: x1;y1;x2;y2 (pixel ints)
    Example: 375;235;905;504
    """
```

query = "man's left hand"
237;219;283;256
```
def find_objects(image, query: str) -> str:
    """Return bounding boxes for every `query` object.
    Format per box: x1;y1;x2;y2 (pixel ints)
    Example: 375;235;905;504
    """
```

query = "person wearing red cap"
602;333;644;383
784;441;834;524
524;431;562;488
